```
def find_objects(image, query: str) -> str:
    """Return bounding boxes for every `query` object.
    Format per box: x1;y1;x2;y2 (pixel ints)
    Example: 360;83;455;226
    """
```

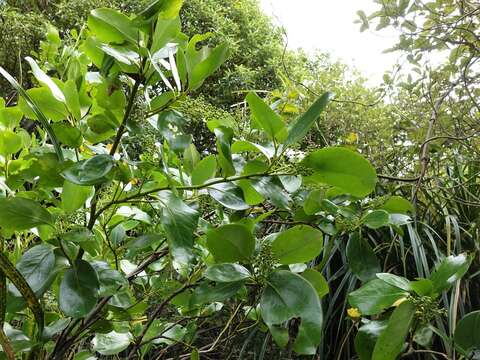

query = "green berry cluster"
409;295;447;325
252;241;277;285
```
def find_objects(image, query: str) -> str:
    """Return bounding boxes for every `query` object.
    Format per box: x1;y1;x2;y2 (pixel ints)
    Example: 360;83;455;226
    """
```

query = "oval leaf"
372;301;415;360
59;260;99;318
204;263;251;282
61;154;114;186
206;224;255;263
0;197;53;230
301;147;377;197
271;225;323;265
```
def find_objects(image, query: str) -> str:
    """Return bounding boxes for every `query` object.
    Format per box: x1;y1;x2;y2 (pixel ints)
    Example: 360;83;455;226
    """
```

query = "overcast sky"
259;0;401;85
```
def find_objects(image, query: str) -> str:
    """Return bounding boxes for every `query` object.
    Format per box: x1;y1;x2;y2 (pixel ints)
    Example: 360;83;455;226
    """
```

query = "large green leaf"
25;57;66;103
348;279;408;315
92;331;132;355
190;43;229;90
372;301;415;360
137;0;183;21
271;225;323;264
204;264;251;282
206;224;255;263
19;87;68;122
0;197;53;230
88;8;139;44
52;122;83;148
285;92;332;146
301;269;329;298
9;244;56;297
302;147;377;197
363;210;390;229
0;130;22;155
61;181;94;213
376;273;411;292
429;254;471;295
191;155;216;185
346;232;380;282
260;270;322;355
355;320;388;360
59;260;99;318
251;177;291;209
246;92;287;142
207;182;250;210
380;196;414;214
159;191;199;266
214;127;235;177
191;281;244;306
454;310;480;356
61;154;114;186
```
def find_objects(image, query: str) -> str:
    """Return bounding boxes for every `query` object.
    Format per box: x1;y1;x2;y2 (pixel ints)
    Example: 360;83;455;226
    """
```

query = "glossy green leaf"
214;127;235;177
380;196;414;214
59;260;99;318
355;320;387;360
302;147;377;197
271;225;323;265
260;270;322;355
52;122;83;148
92;331;132;355
347;232;380;282
137;0;183;21
128;234;164;250
191;281;244;306
348;279;408;315
303;189;325;215
454;310;480;356
19;87;68;122
0;107;23;129
251;177;291;209
191;155;216;185
9;244;56;297
207;182;250;210
204;263;251;282
376;273;411;292
246;92;287;142
429;254;471;294
61;181;94;213
372;301;415;360
63;79;81;120
301;269;329;298
206;224;255;263
61;154;114;186
159;191;199;266
25;57;66;103
0;130;22;155
285;92;332;146
363;210;390;229
190;43;229;90
0;197;53;230
410;279;434;296
183;144;200;174
88;8;139;44
150;16;181;54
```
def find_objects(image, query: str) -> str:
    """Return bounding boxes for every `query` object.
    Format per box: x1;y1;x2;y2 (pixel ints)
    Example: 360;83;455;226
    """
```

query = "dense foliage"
0;0;479;359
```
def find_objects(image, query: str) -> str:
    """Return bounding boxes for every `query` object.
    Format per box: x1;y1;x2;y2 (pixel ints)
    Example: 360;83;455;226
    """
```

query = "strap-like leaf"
0;252;44;332
0;65;64;162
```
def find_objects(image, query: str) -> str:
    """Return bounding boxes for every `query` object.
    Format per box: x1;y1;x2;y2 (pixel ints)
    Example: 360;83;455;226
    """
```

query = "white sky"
259;0;401;85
